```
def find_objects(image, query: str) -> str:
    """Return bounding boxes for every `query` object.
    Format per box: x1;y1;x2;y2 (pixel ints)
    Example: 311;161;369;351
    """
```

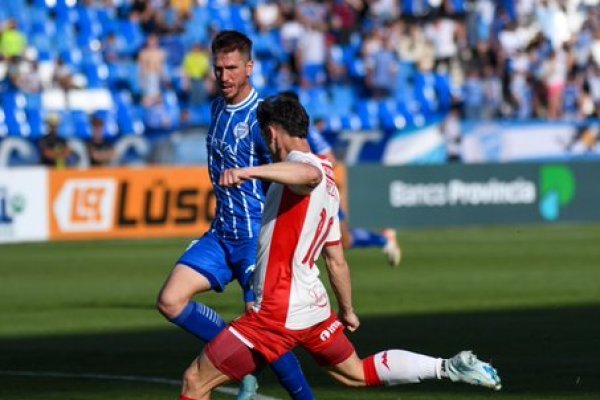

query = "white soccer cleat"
382;229;402;267
446;351;502;391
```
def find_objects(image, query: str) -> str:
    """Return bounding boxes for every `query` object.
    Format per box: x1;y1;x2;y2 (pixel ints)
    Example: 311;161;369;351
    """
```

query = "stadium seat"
329;84;354;117
4;107;31;138
298;87;330;119
25;107;45;139
0;110;8;138
355;99;380;130
82;62;109;88
116;104;144;136
118;20;145;55
70;110;92;139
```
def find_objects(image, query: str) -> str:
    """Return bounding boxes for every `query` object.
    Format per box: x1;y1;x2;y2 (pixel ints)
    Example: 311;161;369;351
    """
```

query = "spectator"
295;0;328;87
541;49;568;120
52;56;82;92
12;50;43;95
181;43;210;106
425;17;459;74
365;35;398;99
397;24;435;72
462;68;484;120
87;115;116;166
328;0;358;45
130;0;158;34
102;32;126;63
442;102;462;162
137;34;166;106
509;71;533;119
0;19;27;60
481;64;503;119
591;29;600;68
38;114;72;168
274;61;296;92
170;0;193;22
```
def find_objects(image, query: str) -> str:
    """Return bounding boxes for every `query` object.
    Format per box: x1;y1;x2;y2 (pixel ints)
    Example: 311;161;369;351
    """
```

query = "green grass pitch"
1;224;599;399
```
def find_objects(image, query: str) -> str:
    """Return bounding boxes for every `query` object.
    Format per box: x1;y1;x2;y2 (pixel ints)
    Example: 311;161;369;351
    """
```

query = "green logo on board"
539;166;575;221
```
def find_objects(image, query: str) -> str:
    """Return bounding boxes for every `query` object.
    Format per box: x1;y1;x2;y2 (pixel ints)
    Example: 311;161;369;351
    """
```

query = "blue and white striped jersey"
307;126;332;156
207;88;272;239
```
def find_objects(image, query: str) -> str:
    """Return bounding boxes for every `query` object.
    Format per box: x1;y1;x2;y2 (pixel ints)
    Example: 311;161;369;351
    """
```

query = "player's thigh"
158;264;212;304
326;351;366;387
205;328;267;381
175;232;234;292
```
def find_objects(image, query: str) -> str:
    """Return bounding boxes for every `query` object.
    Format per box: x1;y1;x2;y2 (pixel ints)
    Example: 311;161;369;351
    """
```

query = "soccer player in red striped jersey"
178;95;501;400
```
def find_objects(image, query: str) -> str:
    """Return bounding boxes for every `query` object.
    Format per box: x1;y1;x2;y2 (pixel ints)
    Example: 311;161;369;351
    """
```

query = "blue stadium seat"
414;71;439;115
329;84;354;117
355;99;379;130
4;108;31;138
116;103;144;136
118;20;145;55
71;110;92;139
161;36;186;67
183;7;209;46
187;103;212;126
25;108;44;139
298;87;330;119
83;62;109;88
96;8;117;38
0;110;8;138
229;4;255;35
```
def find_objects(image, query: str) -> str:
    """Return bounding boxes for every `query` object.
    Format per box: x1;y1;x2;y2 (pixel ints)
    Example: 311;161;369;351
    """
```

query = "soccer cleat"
236;374;259;400
382;229;402;267
446;351;502;390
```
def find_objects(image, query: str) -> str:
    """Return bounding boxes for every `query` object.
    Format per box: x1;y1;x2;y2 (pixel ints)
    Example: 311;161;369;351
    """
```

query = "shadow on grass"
1;304;598;399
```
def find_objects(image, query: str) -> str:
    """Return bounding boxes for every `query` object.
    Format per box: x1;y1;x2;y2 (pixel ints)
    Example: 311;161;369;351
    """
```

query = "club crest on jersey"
234;122;250;139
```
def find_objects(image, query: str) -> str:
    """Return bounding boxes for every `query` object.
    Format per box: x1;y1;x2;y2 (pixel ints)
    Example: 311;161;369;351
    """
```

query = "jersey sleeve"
307;127;332;155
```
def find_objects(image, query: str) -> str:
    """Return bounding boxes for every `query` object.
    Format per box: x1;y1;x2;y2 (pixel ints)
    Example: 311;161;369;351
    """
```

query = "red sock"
362;355;383;386
179;395;196;400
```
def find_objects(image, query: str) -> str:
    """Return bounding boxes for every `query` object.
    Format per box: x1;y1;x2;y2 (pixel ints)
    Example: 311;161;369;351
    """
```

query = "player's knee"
328;360;368;388
182;363;203;393
156;289;186;319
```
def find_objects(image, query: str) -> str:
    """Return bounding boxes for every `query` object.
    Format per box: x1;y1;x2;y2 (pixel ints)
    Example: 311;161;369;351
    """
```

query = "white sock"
363;350;443;386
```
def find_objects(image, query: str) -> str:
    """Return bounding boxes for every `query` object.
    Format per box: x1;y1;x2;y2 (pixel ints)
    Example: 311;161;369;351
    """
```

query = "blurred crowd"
1;0;600;166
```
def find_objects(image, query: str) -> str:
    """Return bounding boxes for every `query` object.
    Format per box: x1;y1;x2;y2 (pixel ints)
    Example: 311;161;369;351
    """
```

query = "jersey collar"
226;88;257;112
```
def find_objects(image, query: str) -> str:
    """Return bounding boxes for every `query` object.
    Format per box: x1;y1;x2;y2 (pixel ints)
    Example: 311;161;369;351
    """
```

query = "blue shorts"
177;231;257;301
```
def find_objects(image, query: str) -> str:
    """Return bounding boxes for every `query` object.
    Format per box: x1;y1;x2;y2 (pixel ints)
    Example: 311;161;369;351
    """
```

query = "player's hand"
220;168;251;188
244;302;255;315
339;310;360;332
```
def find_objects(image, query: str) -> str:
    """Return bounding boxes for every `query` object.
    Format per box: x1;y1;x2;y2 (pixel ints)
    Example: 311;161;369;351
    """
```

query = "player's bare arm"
220;161;322;190
322;242;359;332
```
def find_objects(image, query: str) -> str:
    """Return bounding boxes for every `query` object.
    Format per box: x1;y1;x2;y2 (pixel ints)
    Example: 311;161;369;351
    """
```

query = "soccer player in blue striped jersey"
157;31;314;400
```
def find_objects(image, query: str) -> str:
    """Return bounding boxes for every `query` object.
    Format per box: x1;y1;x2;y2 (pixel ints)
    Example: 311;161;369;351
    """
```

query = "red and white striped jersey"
252;151;341;330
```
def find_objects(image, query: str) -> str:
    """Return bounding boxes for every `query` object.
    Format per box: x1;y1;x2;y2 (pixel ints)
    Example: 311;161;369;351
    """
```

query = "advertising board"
0;168;49;243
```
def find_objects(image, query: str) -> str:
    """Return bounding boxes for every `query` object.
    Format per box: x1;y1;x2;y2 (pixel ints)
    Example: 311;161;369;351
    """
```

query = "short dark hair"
211;30;253;60
257;95;309;138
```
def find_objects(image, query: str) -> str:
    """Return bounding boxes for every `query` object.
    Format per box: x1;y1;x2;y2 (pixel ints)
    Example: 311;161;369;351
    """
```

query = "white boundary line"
0;370;282;400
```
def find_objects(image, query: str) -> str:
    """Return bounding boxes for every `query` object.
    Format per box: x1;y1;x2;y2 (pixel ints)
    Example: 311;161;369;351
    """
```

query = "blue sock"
170;301;226;342
270;352;314;400
350;228;387;249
